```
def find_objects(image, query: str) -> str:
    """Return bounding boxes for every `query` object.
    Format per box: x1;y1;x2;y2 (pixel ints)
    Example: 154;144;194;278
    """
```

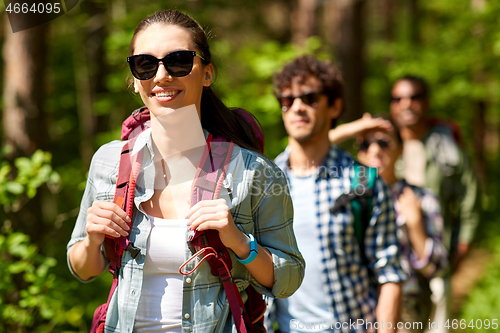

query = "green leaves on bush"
0;149;61;209
0;230;83;332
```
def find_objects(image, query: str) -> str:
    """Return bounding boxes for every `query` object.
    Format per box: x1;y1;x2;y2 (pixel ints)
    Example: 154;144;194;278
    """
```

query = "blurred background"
1;0;500;331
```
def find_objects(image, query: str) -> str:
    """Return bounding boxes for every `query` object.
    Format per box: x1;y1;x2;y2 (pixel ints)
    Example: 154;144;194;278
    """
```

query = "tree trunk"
73;0;109;167
290;0;317;47
409;0;420;44
3;20;48;157
473;99;486;189
325;0;366;122
2;19;48;243
383;0;395;41
471;0;487;189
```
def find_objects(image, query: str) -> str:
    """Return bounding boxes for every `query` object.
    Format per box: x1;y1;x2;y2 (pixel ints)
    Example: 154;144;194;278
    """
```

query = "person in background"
268;55;406;333
330;114;448;332
390;76;480;333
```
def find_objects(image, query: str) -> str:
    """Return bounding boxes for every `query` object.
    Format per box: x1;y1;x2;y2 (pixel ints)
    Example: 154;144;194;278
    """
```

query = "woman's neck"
380;169;398;187
149;104;206;159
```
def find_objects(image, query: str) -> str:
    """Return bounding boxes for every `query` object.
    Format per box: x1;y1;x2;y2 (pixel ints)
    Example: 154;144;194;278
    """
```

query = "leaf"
0;164;11;181
5;182;24;195
31;150;47;167
14;157;32;173
49;171;61;184
65;306;84;324
7;261;30;274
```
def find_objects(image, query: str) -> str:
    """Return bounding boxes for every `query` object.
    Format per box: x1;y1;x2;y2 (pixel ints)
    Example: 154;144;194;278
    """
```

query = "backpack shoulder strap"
183;136;265;333
330;162;376;263
121;106;151;140
351;163;376;264
92;137;144;333
103;137;143;275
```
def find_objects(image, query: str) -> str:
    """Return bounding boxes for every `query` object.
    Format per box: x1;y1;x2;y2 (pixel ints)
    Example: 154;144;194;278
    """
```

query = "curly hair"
273;55;344;105
273;55;344;128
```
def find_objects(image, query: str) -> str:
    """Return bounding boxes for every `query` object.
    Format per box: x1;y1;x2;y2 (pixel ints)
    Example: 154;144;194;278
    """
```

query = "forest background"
1;0;500;332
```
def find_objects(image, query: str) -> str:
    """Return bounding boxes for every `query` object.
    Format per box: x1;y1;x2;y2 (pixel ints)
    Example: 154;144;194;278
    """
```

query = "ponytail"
200;87;261;153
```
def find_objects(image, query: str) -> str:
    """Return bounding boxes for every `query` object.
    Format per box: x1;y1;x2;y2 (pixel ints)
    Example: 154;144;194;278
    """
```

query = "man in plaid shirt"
268;55;407;333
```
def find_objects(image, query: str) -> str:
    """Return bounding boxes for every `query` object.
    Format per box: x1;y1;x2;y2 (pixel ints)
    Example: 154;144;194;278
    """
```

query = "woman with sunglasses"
67;10;304;333
330;114;448;332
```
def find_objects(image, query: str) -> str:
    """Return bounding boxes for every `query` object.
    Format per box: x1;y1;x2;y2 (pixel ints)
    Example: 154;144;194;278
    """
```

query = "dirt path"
450;248;492;314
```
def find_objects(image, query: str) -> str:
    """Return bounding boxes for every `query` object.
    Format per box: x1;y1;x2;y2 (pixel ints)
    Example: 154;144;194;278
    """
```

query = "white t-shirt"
134;216;187;333
274;172;334;333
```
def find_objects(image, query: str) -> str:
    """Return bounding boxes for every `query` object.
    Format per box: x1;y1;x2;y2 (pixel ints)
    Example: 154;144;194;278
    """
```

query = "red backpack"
90;106;266;333
427;117;464;146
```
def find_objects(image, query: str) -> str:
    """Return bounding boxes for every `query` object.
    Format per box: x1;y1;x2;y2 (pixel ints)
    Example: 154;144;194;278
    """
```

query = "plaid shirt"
67;129;305;333
274;145;406;333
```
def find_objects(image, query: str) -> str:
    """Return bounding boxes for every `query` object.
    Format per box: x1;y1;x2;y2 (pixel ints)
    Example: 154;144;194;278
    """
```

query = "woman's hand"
85;201;131;246
186;198;275;287
69;201;129;281
397;187;423;228
329;113;393;144
398;187;428;260
187;199;248;254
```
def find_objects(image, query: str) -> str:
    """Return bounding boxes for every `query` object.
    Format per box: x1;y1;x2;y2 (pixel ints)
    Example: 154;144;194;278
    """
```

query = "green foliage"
214;36;330;158
364;0;500;158
2;0;500;331
459;245;500;332
0;229;83;332
0;149;61;209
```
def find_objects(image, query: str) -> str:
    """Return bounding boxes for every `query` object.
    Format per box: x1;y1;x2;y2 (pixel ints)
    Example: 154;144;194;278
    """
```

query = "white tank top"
134;216;187;333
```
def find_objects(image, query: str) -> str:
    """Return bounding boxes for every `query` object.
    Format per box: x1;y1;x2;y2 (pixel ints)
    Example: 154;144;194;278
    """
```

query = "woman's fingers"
86;220;122;238
187;199;230;231
187;199;244;250
93;201;131;229
88;214;129;237
194;220;222;232
86;201;130;241
187;199;225;219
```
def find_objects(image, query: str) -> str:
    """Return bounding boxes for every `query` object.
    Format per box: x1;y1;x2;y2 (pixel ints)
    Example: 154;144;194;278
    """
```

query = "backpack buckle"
126;242;141;259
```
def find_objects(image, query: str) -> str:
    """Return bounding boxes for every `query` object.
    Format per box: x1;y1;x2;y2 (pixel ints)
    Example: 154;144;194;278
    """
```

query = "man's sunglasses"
127;50;205;80
277;92;323;112
391;93;425;103
359;139;391;151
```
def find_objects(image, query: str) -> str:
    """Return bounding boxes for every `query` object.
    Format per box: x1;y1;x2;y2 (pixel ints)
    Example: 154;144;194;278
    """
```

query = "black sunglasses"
359;139;391;151
391;93;425;103
277;92;323;112
127;50;205;80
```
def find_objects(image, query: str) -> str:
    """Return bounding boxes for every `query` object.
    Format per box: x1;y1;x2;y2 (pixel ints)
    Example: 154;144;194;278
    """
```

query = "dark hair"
370;114;403;145
129;10;261;153
394;75;429;99
273;55;344;128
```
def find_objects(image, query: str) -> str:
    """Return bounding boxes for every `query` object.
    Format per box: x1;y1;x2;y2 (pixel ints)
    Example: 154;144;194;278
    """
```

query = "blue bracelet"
236;234;258;265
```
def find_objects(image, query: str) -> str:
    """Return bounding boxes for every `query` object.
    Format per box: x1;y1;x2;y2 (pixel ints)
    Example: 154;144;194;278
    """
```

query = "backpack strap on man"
330;162;377;264
350;162;377;265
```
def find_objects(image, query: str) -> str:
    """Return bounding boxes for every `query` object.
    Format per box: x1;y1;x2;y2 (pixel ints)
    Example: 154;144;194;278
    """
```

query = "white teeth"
155;91;177;97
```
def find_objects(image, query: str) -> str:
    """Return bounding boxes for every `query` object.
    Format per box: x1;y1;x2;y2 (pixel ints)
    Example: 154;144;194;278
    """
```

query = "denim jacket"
67;128;305;333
